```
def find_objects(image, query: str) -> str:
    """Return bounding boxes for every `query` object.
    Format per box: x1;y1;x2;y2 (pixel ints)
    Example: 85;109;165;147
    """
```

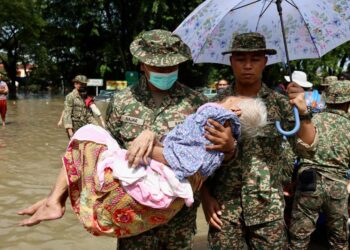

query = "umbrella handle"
275;106;300;138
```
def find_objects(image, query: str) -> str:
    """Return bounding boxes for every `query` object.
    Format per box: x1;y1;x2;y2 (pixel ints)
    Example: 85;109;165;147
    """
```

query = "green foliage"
0;0;349;98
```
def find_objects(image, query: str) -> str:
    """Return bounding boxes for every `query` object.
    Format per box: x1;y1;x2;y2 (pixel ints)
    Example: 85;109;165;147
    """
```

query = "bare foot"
17;198;47;216
18;198;65;226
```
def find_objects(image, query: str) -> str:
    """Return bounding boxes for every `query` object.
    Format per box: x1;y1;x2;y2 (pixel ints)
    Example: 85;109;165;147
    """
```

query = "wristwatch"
299;107;313;121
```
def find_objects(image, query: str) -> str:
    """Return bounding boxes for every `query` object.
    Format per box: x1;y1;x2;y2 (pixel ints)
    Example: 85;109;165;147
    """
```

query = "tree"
0;0;46;99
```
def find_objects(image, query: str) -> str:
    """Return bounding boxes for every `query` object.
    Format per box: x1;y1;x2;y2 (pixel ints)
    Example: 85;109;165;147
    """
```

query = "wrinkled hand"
205;119;236;153
201;187;224;230
287;82;307;115
127;129;156;167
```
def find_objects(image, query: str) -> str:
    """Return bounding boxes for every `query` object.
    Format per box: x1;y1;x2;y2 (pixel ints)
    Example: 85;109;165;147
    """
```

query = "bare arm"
149;145;168;165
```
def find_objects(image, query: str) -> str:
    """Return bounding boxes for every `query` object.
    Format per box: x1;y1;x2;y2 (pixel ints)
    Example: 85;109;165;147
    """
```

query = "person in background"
62;75;98;138
289;80;350;250
285;71;325;113
216;79;230;95
0;75;9;127
57;86;105;128
319;75;337;94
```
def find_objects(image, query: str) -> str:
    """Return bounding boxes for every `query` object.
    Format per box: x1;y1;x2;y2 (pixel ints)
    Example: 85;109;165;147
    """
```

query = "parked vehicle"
203;87;217;99
95;90;115;102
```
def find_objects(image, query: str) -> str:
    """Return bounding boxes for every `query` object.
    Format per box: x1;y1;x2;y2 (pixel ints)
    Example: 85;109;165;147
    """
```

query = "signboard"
87;78;103;87
106;80;127;90
125;71;139;86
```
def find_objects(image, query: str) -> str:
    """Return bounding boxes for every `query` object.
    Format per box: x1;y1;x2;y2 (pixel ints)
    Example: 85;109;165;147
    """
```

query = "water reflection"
0;97;115;250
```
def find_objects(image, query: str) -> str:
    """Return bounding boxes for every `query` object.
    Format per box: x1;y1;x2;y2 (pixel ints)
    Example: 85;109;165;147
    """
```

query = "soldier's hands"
57;120;63;128
127;129;156;168
201;186;224;230
287;82;308;115
205;119;236;154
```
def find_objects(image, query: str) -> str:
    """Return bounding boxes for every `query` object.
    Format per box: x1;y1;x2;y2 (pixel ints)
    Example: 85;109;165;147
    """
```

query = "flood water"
0;97;116;250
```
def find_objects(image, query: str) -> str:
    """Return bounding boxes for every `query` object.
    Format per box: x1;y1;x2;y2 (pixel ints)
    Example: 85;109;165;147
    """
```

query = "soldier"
63;75;98;138
289;80;350;250
200;32;318;249
105;29;217;250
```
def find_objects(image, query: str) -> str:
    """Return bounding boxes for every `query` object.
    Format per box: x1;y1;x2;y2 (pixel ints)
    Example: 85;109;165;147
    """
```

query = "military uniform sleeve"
63;94;74;129
106;92;124;143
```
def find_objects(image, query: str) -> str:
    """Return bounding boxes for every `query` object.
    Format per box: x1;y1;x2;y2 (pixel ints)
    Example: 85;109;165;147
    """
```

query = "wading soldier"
63;75;98;138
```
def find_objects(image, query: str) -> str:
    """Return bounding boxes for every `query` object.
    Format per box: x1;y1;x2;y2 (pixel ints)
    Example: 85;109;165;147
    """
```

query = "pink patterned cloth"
71;125;194;209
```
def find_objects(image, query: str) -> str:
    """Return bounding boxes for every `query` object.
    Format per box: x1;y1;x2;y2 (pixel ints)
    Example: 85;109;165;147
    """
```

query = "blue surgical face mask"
148;70;178;90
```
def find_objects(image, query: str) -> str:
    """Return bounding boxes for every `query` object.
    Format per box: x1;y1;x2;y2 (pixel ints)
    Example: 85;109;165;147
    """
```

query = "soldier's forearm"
297;120;316;145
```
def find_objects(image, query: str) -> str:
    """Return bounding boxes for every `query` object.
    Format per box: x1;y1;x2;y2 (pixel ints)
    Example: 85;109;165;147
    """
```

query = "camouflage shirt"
105;75;207;237
63;89;98;131
208;83;318;226
106;75;207;148
299;109;350;183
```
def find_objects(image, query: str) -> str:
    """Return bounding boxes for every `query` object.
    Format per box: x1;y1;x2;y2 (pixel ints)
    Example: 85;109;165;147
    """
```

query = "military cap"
72;75;88;84
222;32;277;55
324;80;350;104
321;75;337;86
130;29;191;67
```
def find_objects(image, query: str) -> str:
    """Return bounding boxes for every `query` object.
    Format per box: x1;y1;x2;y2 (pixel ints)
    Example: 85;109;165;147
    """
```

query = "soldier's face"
141;63;179;76
74;82;82;90
230;52;267;87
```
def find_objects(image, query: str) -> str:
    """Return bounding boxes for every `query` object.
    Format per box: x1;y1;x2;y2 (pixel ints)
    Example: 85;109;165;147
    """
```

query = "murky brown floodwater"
0;97;116;250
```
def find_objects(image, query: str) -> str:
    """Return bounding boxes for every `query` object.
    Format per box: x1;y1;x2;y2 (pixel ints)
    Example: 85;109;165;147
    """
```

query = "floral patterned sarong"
63;140;202;238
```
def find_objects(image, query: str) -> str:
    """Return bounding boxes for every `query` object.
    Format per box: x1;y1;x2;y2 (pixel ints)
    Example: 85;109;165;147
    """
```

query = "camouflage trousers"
117;197;199;250
208;217;287;250
289;173;349;250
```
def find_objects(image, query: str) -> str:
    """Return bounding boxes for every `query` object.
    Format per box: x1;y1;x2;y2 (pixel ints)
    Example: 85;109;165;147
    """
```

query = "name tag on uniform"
121;115;144;126
168;120;183;128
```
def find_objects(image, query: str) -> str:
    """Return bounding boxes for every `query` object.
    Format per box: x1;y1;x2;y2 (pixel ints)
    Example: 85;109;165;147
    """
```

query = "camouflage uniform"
106;29;207;250
207;84;317;250
106;75;206;249
207;32;318;250
63;89;98;132
289;81;350;250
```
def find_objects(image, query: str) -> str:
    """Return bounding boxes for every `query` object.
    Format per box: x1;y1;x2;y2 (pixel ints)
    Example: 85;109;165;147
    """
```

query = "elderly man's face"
217;80;229;89
230;52;267;86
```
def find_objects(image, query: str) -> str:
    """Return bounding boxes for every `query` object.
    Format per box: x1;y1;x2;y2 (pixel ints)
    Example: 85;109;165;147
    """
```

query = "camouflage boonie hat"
72;75;88;84
130;29;191;67
222;32;277;55
321;75;338;86
324;80;350;104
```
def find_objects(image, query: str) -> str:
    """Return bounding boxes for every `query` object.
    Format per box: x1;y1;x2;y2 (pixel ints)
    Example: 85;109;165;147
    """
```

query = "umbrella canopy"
174;0;350;66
